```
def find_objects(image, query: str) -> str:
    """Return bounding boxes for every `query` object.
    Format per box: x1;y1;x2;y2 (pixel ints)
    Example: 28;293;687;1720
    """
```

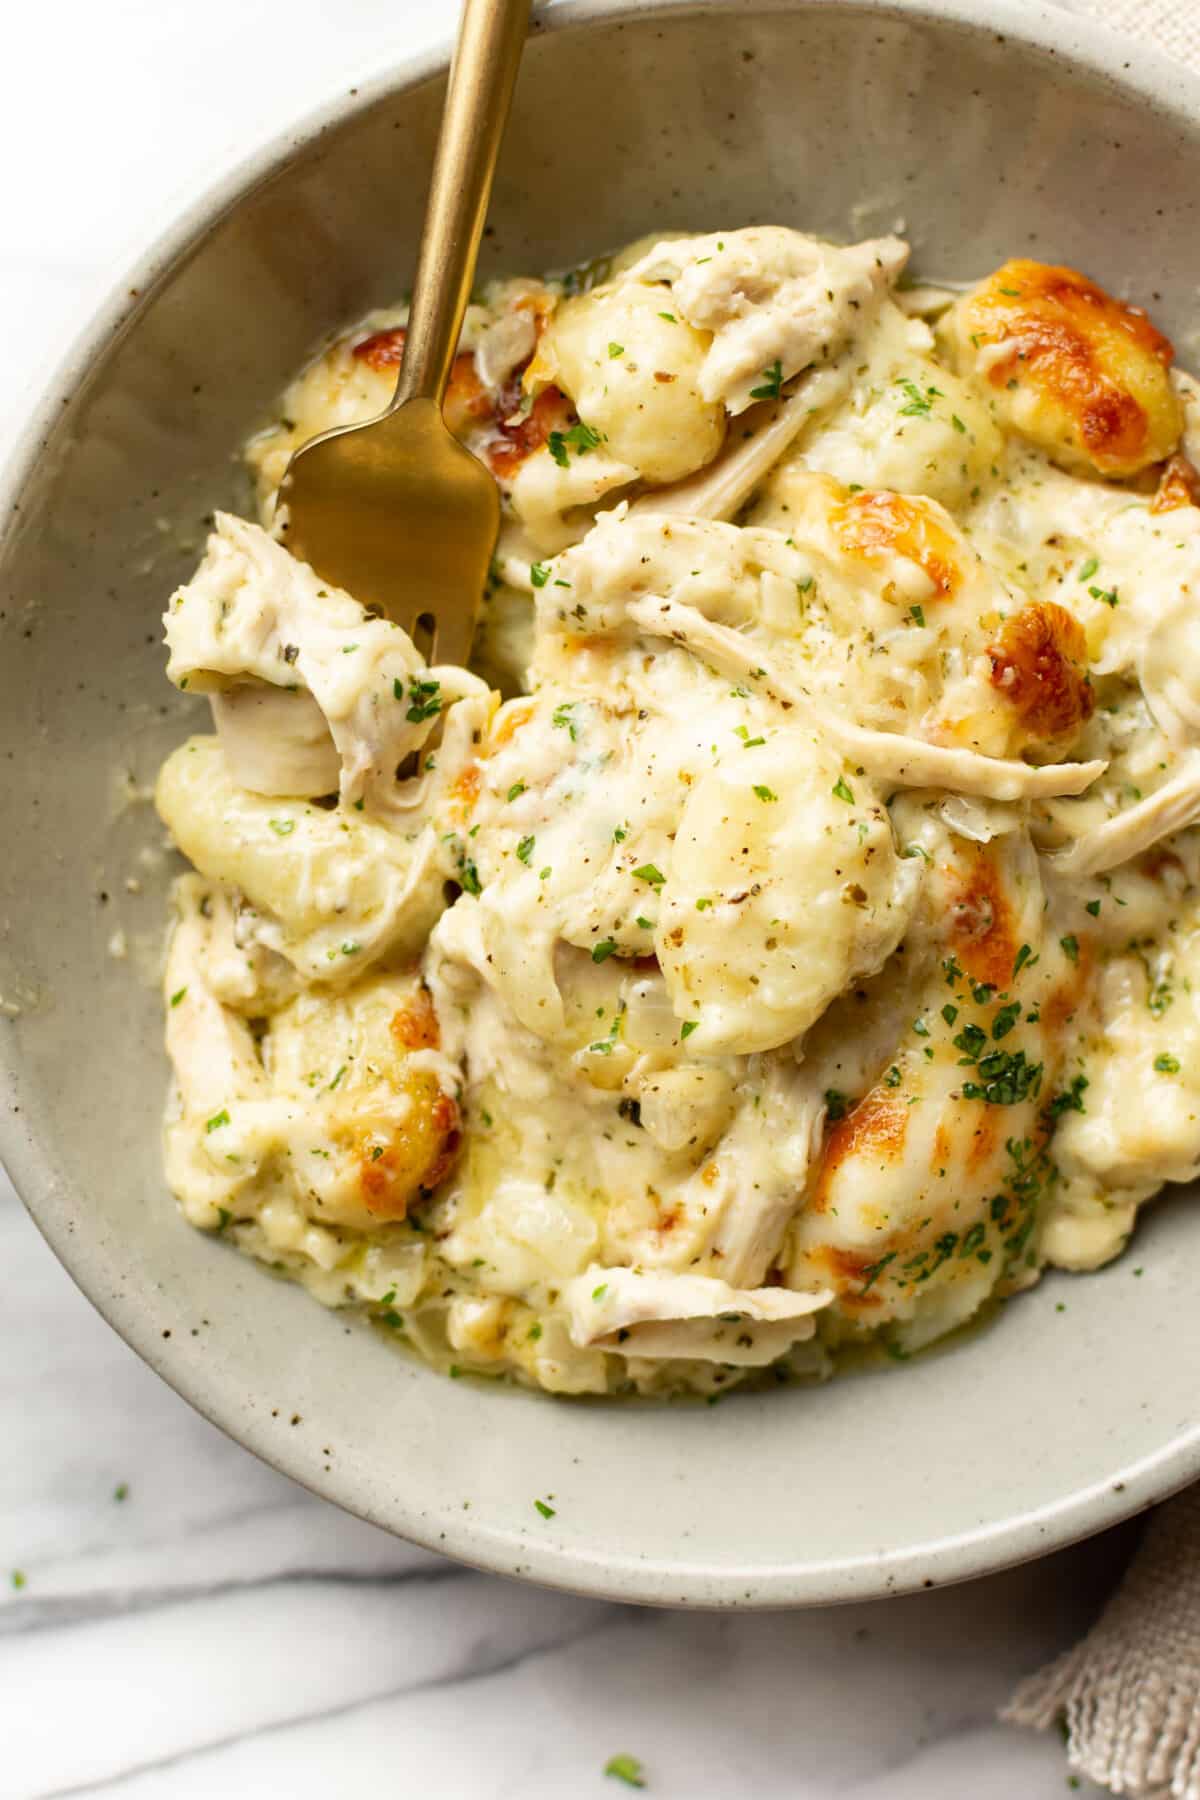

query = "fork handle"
393;0;532;409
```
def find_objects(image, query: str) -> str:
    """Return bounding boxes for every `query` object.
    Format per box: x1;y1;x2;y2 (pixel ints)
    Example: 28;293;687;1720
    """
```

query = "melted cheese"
154;226;1200;1397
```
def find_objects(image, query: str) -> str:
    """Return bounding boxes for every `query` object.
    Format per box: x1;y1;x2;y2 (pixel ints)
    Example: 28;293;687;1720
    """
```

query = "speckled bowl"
4;0;1200;1607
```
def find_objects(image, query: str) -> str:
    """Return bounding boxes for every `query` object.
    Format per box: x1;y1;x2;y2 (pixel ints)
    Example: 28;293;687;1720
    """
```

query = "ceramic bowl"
4;0;1200;1607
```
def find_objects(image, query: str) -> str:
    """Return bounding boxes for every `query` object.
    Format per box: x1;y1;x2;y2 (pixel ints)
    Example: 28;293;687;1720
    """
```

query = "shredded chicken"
629;370;847;522
165;514;486;814
1045;756;1200;876
153;225;1199;1400
626;595;1106;801
565;1266;833;1364
625;227;908;413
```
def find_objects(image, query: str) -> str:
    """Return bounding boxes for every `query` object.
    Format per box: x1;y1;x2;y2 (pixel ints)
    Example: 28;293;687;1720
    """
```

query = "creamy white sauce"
154;226;1200;1397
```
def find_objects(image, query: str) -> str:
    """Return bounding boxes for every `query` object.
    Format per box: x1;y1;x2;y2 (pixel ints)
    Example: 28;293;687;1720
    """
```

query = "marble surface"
0;1;1143;1794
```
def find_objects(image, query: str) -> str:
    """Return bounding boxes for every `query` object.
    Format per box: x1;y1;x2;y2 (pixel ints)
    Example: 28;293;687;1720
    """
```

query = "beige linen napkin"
1005;1490;1200;1796
1002;8;1200;1794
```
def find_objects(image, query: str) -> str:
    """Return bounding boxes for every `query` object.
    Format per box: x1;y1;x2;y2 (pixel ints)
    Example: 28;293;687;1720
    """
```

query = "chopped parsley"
552;701;578;740
1078;556;1099;582
588;1016;622;1055
909;604;925;627
268;817;295;837
1047;1073;1089;1118
632;863;666;887
953;1022;988;1063
680;1020;699;1040
1089;584;1120;609
992;1001;1021;1040
404;677;441;724
860;1251;896;1293
445;837;483;896
113;1483;129;1502
205;1109;230;1134
507;781;526;802
1085;899;1101;917
604;1755;647;1790
896;377;933;417
608;341;625;358
534;1498;556;1519
547;420;605;467
530;561;550;588
591;939;617;963
516;835;536;865
1060;934;1079;963
592;1283;608;1301
1012;943;1038;979
752;784;778;802
824;1089;848;1121
1147;970;1174;1018
750;358;784;400
1154;1053;1181;1074
169;987;188;1007
962;1050;1043;1107
831;776;854;804
635;915;654;931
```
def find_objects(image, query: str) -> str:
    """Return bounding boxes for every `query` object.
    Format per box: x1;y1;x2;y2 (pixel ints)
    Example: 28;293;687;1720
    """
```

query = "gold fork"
280;0;531;668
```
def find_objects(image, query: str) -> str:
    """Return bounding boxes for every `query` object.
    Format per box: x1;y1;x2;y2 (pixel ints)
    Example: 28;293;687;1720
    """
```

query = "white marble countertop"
0;1;1133;1794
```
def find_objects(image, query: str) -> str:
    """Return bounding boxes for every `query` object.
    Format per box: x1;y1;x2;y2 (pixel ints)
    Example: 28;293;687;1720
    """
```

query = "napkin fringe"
1005;1489;1200;1799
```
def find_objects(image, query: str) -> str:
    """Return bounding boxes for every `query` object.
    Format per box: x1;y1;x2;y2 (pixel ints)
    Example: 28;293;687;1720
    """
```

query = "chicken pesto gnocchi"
155;225;1200;1398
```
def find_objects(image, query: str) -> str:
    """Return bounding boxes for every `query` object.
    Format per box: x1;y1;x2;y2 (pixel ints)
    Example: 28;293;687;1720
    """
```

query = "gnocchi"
153;225;1200;1398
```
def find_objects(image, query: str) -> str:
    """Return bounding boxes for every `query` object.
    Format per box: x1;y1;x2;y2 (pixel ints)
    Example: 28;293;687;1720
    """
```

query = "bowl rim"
5;0;1200;1609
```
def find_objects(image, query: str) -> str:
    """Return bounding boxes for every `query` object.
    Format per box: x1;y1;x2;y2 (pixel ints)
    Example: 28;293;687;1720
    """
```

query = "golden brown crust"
810;1088;909;1216
986;601;1094;749
390;988;441;1052
1151;453;1200;513
944;843;1019;990
353;1082;461;1221
486;384;572;480
831;489;963;599
946;258;1182;476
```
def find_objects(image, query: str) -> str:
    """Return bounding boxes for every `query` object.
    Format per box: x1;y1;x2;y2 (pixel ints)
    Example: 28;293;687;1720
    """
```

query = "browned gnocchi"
940;257;1182;477
155;224;1200;1397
